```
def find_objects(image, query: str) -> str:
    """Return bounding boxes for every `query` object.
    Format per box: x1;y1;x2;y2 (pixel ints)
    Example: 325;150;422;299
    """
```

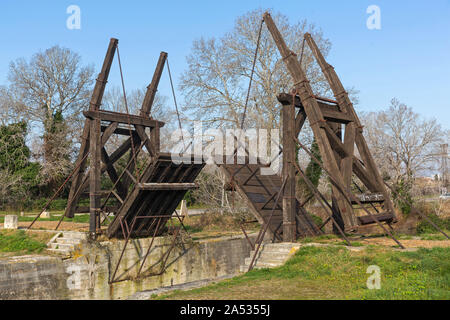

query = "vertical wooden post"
87;38;118;237
89;116;102;237
329;122;345;233
282;102;296;242
66;38;118;220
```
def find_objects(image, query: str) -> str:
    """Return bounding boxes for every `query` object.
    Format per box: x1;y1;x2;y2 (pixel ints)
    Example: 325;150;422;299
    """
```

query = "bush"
309;213;323;227
416;213;450;235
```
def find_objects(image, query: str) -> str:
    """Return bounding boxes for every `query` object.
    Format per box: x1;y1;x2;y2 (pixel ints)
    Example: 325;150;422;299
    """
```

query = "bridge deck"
107;154;204;238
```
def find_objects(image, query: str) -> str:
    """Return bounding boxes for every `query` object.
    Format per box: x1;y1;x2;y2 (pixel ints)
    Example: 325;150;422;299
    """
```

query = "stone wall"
0;234;256;300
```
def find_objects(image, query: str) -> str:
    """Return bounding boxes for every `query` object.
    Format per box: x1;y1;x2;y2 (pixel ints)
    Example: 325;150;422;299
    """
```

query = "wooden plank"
323;122;348;159
341;122;356;190
282;100;297;242
134;124;155;157
358;212;394;225
101;122;119;146
295;108;307;136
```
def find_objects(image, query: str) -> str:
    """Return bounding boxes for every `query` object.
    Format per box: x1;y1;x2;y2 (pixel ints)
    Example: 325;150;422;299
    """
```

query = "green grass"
155;246;450;300
0;230;47;254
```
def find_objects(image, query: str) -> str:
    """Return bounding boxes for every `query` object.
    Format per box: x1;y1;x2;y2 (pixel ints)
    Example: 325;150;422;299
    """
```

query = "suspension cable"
167;58;186;149
240;18;264;130
116;45;139;181
299;37;306;66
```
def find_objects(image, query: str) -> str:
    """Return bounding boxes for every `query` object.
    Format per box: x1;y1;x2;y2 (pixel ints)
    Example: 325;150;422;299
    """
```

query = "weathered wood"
220;160;320;240
65;42;176;237
295;108;307;136
277;93;353;124
304;32;395;221
358;212;394;225
264;12;355;229
282;100;297;242
66;39;118;221
134;124;155;157
106;157;205;238
140;52;168;117
89;113;102;236
352;193;384;204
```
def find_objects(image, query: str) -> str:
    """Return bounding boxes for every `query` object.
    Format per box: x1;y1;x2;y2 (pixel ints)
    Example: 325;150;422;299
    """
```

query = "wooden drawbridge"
107;153;204;238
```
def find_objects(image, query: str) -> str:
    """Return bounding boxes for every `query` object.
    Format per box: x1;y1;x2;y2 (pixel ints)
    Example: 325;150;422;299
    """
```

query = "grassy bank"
155;245;450;300
0;230;51;255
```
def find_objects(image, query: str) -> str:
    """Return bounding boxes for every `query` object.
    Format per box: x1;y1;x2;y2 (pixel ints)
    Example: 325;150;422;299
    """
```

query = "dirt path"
359;237;450;248
19;221;89;232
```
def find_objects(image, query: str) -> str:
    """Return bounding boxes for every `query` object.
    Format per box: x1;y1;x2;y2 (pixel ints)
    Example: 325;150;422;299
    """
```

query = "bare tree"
5;45;94;187
7;46;94;125
180;9;332;132
362;98;443;188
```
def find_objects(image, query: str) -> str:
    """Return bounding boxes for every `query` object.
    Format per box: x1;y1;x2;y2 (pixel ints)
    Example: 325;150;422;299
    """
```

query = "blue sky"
1;0;449;129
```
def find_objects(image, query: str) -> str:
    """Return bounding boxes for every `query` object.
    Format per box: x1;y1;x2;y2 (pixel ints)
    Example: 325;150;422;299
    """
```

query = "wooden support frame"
263;12;397;233
64;42;168;237
282;95;297;242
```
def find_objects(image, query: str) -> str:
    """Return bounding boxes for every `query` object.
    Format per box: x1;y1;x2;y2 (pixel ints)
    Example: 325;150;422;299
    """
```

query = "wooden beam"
277;93;353;124
282;101;297;242
84;110;165;128
101;147;128;198
295;108;307;136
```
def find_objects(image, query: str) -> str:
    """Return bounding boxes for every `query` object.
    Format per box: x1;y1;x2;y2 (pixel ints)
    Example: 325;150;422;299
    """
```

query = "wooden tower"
64;38;167;237
263;12;397;237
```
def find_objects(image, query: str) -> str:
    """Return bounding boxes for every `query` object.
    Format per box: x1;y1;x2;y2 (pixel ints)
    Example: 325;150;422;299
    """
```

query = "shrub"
416;213;450;235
